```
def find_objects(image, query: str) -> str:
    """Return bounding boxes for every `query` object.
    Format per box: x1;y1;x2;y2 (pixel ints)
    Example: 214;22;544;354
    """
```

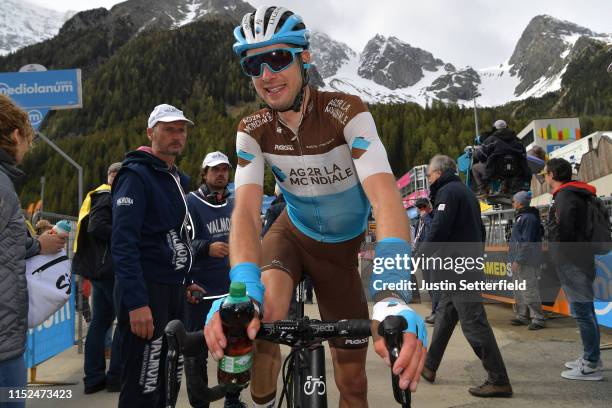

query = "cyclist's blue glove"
370;237;412;304
205;262;264;324
372;300;428;347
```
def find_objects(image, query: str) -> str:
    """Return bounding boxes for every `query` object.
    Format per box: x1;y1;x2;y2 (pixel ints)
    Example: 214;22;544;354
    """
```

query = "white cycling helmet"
233;6;310;56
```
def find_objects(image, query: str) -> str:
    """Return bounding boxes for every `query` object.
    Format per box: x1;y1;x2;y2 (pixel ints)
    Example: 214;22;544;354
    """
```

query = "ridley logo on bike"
303;375;326;396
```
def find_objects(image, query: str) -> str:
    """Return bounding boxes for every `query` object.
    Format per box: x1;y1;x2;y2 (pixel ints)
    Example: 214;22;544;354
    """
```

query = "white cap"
147;104;194;128
494;119;507;130
202;151;232;169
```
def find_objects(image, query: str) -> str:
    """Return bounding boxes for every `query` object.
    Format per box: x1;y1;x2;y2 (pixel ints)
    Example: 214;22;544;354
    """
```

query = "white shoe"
561;360;603;381
564;357;603;371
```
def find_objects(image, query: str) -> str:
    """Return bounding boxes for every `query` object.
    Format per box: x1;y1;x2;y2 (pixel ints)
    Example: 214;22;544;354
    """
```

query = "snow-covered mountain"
108;0;252;32
311;15;612;106
0;0;74;55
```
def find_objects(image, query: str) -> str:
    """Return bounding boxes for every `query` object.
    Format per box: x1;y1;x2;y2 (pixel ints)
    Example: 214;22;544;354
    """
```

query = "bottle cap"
55;220;72;233
229;282;247;298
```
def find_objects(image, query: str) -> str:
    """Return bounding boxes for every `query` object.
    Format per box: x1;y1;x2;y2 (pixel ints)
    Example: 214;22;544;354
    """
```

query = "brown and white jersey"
235;87;392;243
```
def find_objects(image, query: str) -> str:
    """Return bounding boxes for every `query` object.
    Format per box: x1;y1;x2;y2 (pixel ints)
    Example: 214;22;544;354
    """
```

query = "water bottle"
51;220;71;238
217;282;255;388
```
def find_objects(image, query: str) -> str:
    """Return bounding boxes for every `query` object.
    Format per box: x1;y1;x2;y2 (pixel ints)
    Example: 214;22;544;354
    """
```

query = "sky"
28;0;612;68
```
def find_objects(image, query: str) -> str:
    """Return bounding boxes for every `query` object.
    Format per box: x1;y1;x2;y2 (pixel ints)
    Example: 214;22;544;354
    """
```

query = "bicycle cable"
278;349;296;408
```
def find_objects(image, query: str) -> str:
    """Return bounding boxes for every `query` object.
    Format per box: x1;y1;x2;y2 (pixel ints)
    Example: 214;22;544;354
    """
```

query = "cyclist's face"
247;44;310;111
147;121;188;159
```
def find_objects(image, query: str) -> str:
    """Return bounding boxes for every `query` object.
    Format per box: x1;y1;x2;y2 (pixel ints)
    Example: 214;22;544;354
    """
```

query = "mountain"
309;32;356;78
108;0;252;32
0;0;74;55
312;34;477;104
476;15;612;106
309;15;611;106
358;35;444;89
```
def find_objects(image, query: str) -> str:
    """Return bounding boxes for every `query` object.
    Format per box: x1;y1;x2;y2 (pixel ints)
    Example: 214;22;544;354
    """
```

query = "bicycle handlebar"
378;316;411;408
165;317;411;407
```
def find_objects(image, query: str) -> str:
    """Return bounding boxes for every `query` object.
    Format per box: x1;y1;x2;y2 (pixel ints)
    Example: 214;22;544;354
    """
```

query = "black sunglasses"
240;47;303;78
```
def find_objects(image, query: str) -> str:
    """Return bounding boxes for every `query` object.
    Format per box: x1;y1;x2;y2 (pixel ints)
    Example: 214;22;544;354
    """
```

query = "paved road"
26;302;611;408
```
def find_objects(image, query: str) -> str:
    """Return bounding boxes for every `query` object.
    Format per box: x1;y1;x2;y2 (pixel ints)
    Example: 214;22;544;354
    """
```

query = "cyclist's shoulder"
237;107;274;137
313;88;369;127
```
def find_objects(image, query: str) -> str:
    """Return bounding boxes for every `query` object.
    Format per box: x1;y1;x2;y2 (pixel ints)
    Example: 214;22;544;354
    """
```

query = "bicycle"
165;281;413;408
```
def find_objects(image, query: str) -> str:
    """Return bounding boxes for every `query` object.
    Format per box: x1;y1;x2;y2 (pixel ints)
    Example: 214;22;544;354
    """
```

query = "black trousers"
117;281;185;408
184;299;213;408
424;294;510;385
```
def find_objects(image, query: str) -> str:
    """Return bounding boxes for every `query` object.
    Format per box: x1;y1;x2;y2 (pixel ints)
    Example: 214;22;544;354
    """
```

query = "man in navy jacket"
183;151;242;408
420;155;512;398
112;104;194;408
508;190;545;330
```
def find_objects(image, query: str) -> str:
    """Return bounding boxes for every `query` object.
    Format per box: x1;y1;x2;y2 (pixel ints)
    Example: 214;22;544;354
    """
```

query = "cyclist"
204;6;427;407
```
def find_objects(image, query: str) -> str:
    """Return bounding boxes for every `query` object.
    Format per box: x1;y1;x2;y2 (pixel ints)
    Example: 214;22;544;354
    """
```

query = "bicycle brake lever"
378;316;411;408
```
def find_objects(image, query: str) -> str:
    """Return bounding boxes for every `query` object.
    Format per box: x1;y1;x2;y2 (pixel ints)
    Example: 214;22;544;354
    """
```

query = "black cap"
415;198;431;209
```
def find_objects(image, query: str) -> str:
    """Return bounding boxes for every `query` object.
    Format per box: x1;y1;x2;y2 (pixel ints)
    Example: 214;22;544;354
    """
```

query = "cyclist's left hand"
372;300;428;392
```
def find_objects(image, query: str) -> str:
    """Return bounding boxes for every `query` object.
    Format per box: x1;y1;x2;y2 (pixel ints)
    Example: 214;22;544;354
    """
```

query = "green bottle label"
219;352;253;374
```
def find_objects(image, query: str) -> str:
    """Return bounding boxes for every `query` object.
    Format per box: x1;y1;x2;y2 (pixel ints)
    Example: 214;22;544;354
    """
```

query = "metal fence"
482;196;612;246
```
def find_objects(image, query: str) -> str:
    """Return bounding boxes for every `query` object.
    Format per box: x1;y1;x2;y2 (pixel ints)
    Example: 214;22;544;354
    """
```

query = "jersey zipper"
276;111;325;241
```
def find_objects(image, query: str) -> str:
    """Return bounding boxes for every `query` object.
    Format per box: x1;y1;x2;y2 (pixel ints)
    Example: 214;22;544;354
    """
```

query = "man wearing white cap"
183;151;241;408
111;104;195;407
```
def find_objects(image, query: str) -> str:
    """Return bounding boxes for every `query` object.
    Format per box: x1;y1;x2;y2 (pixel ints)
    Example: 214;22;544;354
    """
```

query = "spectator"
413;197;437;324
35;219;53;235
183;151;243;408
508;191;545;330
544;158;603;381
471;120;529;195
112;104;194;407
0;94;34;406
73;162;123;393
420;155;512;398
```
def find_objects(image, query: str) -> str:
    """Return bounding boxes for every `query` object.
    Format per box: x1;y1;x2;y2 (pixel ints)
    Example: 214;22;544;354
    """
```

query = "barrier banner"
594;252;612;328
24;282;76;369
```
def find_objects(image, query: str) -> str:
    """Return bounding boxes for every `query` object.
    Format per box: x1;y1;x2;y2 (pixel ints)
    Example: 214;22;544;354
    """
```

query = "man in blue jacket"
112;104;194;407
183;151;242;408
508;190;545;330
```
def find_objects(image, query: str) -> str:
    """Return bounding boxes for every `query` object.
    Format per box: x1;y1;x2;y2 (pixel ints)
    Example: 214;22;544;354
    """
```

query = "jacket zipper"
157;167;194;274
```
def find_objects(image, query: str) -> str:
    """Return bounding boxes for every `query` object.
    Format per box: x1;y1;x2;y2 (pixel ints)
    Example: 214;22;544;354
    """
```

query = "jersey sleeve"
234;125;265;188
343;107;393;182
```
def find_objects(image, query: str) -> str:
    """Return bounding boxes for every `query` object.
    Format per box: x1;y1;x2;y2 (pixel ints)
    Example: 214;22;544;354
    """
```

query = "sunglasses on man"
240;47;304;77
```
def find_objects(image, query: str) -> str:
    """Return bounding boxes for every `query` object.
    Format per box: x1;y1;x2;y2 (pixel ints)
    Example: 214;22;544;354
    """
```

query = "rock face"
109;0;253;32
357;35;444;89
0;0;73;55
307;65;325;89
508;15;599;95
427;67;481;102
309;31;356;78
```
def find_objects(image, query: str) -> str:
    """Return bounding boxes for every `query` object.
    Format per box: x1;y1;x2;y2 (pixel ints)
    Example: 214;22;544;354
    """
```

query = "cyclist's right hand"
129;305;154;339
204;299;260;361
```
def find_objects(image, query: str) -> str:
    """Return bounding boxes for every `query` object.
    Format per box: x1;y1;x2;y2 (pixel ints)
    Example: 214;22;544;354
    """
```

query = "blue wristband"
205;297;225;324
370;237;413;304
205;263;265;325
229;262;265;305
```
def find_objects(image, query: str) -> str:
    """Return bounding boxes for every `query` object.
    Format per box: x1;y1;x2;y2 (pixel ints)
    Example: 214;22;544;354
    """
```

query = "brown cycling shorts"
261;210;369;349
